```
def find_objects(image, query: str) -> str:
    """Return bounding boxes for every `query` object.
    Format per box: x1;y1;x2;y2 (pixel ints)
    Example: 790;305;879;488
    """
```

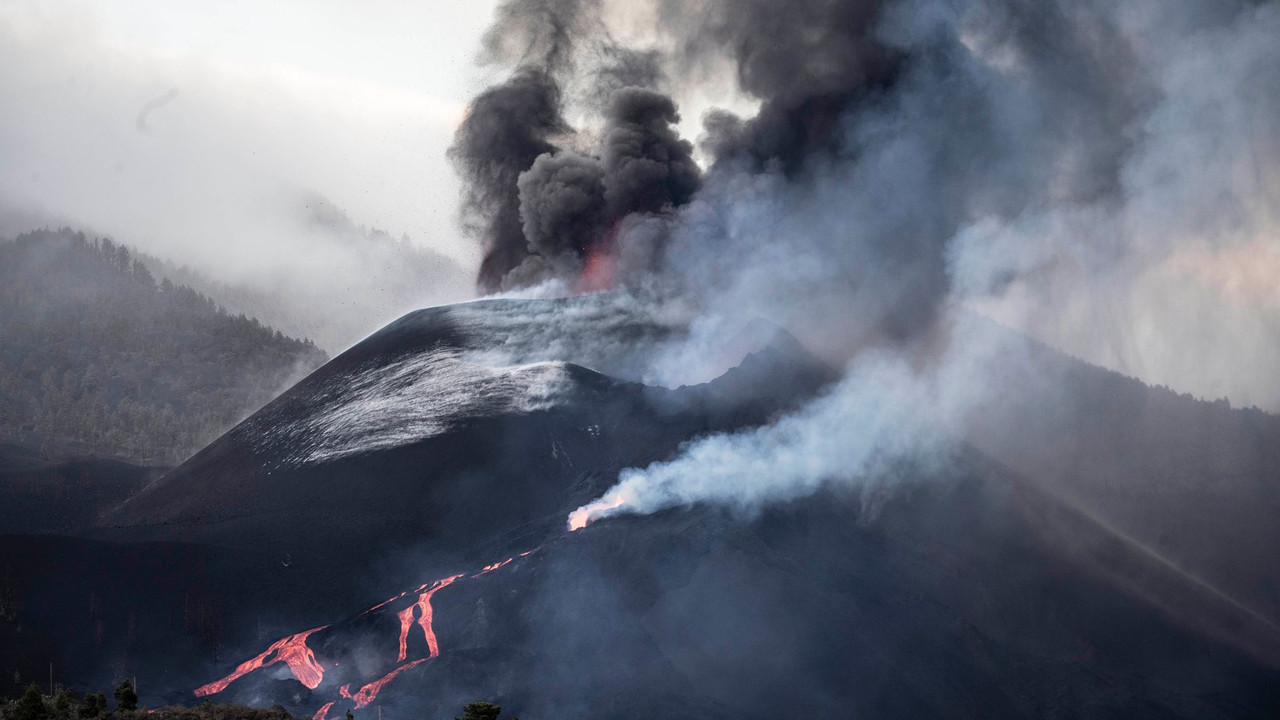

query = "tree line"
0;229;328;464
0;683;512;720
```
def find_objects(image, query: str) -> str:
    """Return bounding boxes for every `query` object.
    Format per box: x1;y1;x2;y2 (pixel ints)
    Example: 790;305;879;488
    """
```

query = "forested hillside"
0;229;327;463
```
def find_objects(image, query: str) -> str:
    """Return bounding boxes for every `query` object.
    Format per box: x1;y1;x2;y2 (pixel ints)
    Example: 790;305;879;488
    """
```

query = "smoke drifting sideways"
447;0;1280;527
569;350;954;529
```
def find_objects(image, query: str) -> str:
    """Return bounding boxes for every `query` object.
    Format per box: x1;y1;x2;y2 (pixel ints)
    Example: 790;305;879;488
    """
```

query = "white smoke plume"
569;349;953;529
481;0;1280;526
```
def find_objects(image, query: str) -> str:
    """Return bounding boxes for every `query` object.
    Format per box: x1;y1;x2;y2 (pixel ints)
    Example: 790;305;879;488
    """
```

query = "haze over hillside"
0;228;327;463
139;192;475;353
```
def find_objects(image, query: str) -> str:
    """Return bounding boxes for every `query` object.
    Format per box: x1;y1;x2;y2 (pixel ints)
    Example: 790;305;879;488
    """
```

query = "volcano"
3;296;1279;718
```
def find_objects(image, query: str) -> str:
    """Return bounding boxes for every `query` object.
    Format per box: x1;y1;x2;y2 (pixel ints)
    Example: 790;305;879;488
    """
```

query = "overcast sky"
0;0;502;268
2;0;1278;410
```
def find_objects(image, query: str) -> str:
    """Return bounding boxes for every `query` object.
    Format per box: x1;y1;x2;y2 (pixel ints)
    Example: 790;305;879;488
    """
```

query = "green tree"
113;680;137;712
455;702;501;720
12;684;48;720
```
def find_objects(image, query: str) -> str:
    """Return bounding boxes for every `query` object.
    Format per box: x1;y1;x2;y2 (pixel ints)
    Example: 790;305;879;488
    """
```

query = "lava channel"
350;659;427;708
195;625;327;696
417;574;463;658
394;574;463;661
472;557;514;577
313;701;335;720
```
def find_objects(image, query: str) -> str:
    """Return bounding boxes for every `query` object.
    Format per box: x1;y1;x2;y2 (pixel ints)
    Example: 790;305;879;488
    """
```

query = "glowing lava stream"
395;574;464;661
473;557;514;577
193;548;539;706
195;626;328;696
362;589;409;616
395;605;415;663
350;659;427;708
417;575;463;658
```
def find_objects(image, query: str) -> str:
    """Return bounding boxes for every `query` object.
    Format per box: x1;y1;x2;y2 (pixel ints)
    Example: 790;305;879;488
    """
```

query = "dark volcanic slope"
9;296;1276;718
96;296;832;612
171;452;1280;720
0;441;158;534
955;321;1280;638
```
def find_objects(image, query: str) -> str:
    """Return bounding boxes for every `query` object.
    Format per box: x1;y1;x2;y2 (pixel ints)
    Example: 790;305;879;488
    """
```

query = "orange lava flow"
350;659;427;708
472;557;514;577
416;575;463;658
395;604;415;662
313;701;335;720
195;626;327;697
362;590;408;616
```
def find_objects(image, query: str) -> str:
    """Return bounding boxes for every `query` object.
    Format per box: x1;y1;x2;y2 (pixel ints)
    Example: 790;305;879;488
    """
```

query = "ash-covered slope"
0;440;158;534
175;450;1280;719
12;296;1279;718
953;321;1280;636
98;295;833;593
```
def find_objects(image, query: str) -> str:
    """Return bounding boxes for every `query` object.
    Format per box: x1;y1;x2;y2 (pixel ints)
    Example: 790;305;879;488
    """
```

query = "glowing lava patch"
568;493;627;531
578;246;617;294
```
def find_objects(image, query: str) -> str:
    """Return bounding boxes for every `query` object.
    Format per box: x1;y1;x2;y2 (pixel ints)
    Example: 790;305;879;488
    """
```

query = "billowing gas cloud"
449;68;569;289
568;350;953;530
452;0;1280;523
450;0;705;291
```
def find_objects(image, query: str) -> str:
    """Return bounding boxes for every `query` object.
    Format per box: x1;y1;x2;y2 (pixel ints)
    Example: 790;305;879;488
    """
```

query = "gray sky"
0;0;501;268
2;0;1278;410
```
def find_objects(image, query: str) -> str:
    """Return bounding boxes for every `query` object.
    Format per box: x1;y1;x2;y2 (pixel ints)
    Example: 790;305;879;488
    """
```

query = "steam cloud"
449;0;1280;524
568;351;953;529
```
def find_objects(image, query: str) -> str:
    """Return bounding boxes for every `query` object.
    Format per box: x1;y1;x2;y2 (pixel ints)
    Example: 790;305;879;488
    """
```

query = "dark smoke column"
448;68;568;291
448;0;702;292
